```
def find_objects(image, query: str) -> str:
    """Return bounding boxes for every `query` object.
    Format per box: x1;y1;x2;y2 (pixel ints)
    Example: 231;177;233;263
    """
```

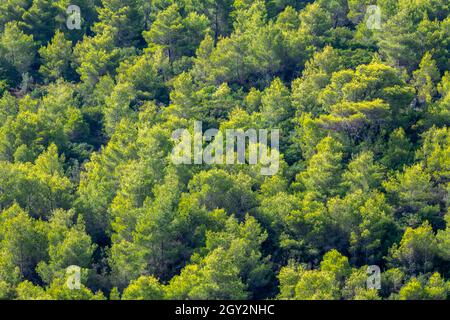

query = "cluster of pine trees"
0;0;449;300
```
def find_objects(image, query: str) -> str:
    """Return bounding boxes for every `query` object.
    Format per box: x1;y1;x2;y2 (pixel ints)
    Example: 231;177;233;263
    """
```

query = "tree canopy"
0;0;449;300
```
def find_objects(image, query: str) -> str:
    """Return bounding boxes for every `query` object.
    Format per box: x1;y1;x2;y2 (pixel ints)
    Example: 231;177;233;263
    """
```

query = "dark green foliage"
0;0;449;300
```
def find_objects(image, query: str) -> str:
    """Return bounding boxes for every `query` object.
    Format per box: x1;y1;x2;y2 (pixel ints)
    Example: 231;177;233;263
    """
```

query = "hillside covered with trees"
0;0;449;300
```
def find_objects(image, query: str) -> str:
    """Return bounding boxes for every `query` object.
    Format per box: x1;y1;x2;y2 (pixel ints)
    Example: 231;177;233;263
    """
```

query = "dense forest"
0;0;449;300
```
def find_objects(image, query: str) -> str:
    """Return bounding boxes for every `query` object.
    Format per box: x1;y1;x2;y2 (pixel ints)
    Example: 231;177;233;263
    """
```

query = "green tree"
388;222;439;274
0;22;36;75
122;276;165;300
143;4;210;62
399;277;425;300
0;204;47;281
342;267;381;300
166;248;247;300
380;128;413;170
21;0;66;44
38;31;73;82
294;269;340;300
260;78;292;127
296;136;344;199
36;209;95;285
413;52;441;104
342;151;385;193
383;164;435;221
95;0;147;47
